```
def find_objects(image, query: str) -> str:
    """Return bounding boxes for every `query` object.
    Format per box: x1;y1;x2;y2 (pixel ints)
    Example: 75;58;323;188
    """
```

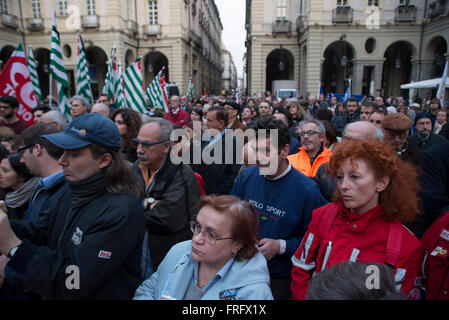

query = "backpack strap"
386;221;403;267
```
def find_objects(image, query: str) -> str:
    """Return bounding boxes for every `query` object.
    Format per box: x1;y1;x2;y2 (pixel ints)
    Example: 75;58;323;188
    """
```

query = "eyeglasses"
132;138;167;148
190;220;232;245
299;130;320;137
17;144;34;154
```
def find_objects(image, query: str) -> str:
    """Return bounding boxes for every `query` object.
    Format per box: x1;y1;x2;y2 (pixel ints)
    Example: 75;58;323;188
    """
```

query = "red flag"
0;44;37;125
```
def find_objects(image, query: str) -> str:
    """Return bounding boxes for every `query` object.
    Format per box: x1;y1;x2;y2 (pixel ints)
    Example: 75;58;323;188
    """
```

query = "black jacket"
133;157;201;270
413;141;449;238
6;171;144;299
189;132;242;195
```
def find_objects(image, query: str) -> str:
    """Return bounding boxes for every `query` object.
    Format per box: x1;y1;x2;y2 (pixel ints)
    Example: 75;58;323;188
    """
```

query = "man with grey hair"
287;119;332;177
40;110;68;132
70;95;90;120
132;118;201;272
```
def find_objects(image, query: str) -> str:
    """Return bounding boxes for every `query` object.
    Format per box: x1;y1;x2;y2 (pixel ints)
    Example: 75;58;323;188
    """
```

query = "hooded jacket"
133;240;273;300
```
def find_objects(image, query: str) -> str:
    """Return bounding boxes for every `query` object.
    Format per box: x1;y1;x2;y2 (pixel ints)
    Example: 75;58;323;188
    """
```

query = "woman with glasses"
290;139;424;300
134;195;273;300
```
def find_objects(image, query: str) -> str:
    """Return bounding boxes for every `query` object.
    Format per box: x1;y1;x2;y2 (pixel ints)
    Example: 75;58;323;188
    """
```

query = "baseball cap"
43;113;121;151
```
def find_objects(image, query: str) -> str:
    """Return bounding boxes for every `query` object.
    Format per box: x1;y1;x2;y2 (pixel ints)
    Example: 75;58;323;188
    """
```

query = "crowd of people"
0;88;448;301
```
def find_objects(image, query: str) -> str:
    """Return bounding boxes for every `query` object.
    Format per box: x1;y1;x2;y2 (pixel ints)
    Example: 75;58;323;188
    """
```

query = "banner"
0;43;37;125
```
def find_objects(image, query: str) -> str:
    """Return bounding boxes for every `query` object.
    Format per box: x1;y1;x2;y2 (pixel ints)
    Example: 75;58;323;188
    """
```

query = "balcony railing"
332;6;353;23
143;24;159;35
26;17;44;31
1;13;19;29
395;4;417;22
127;20;137;35
82;15;99;28
272;20;291;33
428;0;448;19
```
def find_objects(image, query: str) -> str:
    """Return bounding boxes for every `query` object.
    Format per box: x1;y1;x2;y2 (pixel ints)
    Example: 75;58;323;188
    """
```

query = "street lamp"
279;44;285;71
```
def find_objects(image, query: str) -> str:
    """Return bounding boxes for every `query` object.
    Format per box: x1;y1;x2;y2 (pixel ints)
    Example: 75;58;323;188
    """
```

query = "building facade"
245;0;449;101
0;0;223;100
221;47;237;93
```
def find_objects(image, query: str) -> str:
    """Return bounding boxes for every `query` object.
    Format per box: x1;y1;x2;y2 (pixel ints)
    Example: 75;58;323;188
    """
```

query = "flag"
103;43;117;102
27;45;42;103
0;43;37;125
436;59;448;108
187;74;195;100
145;67;169;114
114;60;125;109
343;79;351;103
319;81;324;96
123;58;147;113
76;33;93;104
50;8;71;120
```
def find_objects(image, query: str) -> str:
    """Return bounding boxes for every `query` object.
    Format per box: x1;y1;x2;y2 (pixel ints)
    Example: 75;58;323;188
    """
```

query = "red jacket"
421;210;449;300
164;108;189;127
291;202;424;300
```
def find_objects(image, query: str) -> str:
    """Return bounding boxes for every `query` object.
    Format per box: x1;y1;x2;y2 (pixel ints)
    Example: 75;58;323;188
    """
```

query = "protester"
433;109;448;135
32;104;51;124
291;139;424;300
111;108;142;162
91;103;110;117
70;95;90;120
133;195;273;300
133;118;201;272
0;153;39;220
369;108;387;128
0;113;145;299
411;112;446;151
231;116;326;300
165;95;189;127
39;110;68;132
0;96;29;134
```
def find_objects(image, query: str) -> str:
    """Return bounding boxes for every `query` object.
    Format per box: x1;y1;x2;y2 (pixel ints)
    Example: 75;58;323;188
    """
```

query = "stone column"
352;61;364;95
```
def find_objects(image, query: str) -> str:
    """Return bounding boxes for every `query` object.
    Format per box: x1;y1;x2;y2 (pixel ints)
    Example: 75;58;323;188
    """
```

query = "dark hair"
0;144;9;161
0;96;19;109
345;97;359;106
32;103;51;114
208;106;229;127
191;107;203;121
249;115;290;151
199;195;259;261
315;108;333;121
306;261;404;300
20;123;63;160
321;120;337;147
111;108;142;154
7;153;33;182
372;107;388;116
98;93;111;100
152;107;165;118
88;144;140;198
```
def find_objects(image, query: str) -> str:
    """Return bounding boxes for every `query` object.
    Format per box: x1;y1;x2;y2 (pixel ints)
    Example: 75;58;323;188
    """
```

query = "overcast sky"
215;0;245;78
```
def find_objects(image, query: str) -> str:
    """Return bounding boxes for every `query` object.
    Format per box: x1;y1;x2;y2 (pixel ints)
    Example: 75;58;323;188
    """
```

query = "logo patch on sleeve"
98;250;112;259
440;229;449;241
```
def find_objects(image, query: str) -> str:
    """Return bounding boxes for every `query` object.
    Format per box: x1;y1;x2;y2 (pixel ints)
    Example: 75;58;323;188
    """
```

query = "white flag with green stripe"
50;19;71;120
145;68;169;113
27;45;42;103
115;60;125;109
76;33;93;105
123;58;146;113
103;43;117;102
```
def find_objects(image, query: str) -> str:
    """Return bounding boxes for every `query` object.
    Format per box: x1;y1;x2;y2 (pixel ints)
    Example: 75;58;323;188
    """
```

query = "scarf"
5;177;40;209
68;169;107;209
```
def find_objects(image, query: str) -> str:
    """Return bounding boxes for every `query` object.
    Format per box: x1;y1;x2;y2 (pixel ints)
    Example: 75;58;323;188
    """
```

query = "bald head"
91;103;110;117
343;121;383;141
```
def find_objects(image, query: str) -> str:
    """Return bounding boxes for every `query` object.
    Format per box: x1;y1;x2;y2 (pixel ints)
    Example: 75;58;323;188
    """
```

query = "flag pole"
49;71;52;108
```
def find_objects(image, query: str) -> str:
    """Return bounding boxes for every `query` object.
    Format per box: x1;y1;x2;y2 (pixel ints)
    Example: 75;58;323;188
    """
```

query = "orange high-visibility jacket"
287;146;332;177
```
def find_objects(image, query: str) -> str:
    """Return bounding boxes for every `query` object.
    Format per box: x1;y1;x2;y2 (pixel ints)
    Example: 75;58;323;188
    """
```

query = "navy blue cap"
414;112;434;126
43;113;122;151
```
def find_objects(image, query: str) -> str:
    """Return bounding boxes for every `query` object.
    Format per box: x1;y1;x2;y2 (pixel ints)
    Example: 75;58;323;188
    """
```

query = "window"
31;0;41;19
368;0;378;5
337;0;348;6
87;0;96;16
148;0;158;25
1;0;8;13
399;0;412;4
58;0;68;16
277;0;287;21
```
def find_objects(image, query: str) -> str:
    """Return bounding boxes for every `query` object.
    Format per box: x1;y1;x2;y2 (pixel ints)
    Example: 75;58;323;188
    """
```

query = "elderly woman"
290;139;424;300
134;195;273;300
0;153;39;220
111;108;142;162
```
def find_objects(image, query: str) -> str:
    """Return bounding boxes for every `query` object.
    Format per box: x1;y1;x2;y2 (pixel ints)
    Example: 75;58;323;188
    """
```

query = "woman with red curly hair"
290;139;424;300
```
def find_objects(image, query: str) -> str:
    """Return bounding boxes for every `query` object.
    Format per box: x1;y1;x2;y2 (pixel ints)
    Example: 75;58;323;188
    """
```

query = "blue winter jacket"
133;240;273;300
